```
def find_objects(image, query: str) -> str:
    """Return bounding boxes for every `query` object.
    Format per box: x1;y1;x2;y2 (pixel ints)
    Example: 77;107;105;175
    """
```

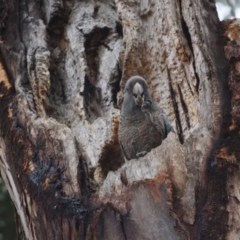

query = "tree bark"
0;0;236;239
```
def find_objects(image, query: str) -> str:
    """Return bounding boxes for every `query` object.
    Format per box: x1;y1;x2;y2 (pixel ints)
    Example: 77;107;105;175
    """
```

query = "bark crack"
167;68;184;144
177;85;190;129
179;0;200;93
120;215;127;240
116;21;123;38
182;65;194;96
22;191;35;239
78;155;90;196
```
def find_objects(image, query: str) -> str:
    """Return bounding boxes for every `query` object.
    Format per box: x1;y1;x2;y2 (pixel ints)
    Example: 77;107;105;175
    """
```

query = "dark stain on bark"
78;155;90;196
83;75;103;122
98;140;124;181
116;21;123;38
47;2;71;35
82;27;112;122
84;26;110;81
199;158;229;240
197;20;233;240
109;64;122;108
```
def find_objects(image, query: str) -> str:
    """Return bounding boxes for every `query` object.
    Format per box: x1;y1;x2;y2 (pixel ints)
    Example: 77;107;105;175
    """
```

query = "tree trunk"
0;0;237;239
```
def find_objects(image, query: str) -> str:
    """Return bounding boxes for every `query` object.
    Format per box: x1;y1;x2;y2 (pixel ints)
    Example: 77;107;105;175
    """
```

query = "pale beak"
134;94;144;106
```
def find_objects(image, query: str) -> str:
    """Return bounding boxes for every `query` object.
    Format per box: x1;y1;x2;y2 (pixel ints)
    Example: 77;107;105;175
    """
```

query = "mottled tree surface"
0;0;239;239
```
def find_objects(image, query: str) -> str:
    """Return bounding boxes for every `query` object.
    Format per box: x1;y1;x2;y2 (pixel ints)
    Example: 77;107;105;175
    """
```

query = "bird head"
123;76;151;109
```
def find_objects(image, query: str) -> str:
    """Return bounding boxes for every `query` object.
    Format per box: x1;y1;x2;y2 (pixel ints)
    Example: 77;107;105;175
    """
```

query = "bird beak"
135;94;144;106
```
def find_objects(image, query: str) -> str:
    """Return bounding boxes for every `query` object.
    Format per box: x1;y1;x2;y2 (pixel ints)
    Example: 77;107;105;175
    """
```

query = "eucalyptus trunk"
0;0;238;239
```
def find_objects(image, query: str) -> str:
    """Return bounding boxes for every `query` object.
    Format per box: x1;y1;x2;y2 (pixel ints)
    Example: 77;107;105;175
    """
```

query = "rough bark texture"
0;0;237;239
221;19;240;240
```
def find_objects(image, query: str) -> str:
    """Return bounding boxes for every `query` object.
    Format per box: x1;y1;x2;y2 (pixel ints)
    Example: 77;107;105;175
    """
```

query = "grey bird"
118;76;174;160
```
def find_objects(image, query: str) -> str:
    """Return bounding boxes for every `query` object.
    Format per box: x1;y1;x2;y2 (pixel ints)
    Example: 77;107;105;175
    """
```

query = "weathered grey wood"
0;0;237;239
